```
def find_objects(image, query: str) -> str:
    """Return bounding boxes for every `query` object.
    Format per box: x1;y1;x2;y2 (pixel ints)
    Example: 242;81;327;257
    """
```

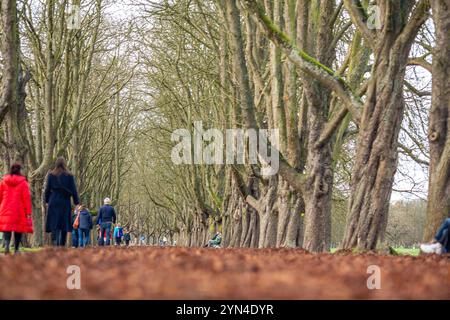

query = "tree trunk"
30;178;45;246
0;0;20;124
423;0;450;241
285;197;304;247
300;0;335;253
343;1;429;250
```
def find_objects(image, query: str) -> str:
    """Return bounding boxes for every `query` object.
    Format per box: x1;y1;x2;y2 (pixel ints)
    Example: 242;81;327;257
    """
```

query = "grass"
0;247;42;253
393;247;420;256
330;247;421;256
0;244;421;256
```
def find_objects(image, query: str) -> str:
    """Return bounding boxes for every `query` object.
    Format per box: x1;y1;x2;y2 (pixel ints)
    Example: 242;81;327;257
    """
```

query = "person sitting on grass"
420;213;450;254
204;232;221;248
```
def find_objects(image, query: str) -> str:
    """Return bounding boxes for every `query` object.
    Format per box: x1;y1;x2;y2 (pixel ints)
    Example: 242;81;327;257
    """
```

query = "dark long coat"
44;173;80;233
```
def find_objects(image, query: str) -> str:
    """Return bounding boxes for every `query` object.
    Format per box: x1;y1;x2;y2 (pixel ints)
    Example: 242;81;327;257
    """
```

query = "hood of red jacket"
3;174;27;187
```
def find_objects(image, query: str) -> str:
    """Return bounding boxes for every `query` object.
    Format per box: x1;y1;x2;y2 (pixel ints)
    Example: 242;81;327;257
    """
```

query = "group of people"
0;157;132;254
0;157;448;254
70;199;132;248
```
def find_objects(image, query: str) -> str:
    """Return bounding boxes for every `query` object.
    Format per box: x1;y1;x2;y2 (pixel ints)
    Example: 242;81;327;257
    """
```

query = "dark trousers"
99;222;112;246
435;218;450;242
3;232;22;252
125;240;130;246
72;229;79;248
115;237;121;246
51;229;67;246
79;228;90;247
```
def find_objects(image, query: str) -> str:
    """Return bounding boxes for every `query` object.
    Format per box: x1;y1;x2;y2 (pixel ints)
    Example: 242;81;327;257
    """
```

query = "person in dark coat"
77;204;93;248
44;157;80;246
97;197;116;246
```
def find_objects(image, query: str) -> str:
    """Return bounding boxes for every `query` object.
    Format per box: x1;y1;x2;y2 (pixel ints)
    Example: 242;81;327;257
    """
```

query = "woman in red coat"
0;164;33;254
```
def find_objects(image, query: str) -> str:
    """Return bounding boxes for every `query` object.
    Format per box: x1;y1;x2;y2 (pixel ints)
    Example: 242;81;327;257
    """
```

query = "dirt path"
0;247;448;299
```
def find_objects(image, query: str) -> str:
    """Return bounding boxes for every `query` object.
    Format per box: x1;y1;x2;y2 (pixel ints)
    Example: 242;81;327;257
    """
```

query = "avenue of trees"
0;0;140;245
0;0;448;251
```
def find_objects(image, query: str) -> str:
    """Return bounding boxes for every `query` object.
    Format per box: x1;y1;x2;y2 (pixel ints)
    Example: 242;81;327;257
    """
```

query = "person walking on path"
124;230;131;246
113;223;123;246
78;205;93;247
0;164;33;254
97;197;116;246
44;157;80;246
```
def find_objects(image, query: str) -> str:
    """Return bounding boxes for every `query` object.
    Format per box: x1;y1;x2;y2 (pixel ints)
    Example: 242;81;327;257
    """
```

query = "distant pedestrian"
77;205;93;247
113;223;123;246
44;157;80;246
0;164;33;254
124;230;131;246
97;198;116;246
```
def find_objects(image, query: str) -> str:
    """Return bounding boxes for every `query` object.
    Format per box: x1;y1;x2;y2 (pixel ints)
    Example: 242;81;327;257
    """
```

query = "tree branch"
246;195;263;213
315;107;349;149
407;57;432;73
343;0;377;50
396;0;431;51
242;0;362;125
398;142;430;166
404;80;431;97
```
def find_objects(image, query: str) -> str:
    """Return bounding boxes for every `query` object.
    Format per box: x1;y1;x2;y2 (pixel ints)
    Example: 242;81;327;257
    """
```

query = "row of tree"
1;0;448;251
0;0;140;245
122;0;449;252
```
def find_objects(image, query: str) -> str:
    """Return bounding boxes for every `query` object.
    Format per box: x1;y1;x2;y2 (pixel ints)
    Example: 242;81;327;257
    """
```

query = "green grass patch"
330;247;420;256
0;247;42;253
393;247;420;256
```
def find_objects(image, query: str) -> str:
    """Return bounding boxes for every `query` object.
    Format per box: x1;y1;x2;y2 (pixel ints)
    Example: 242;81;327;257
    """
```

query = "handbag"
73;210;80;229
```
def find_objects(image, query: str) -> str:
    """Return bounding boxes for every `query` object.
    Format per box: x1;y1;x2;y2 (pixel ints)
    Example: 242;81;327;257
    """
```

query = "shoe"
420;242;442;254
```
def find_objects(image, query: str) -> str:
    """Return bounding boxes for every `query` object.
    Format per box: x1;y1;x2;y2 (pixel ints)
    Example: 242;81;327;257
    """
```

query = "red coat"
0;174;33;233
